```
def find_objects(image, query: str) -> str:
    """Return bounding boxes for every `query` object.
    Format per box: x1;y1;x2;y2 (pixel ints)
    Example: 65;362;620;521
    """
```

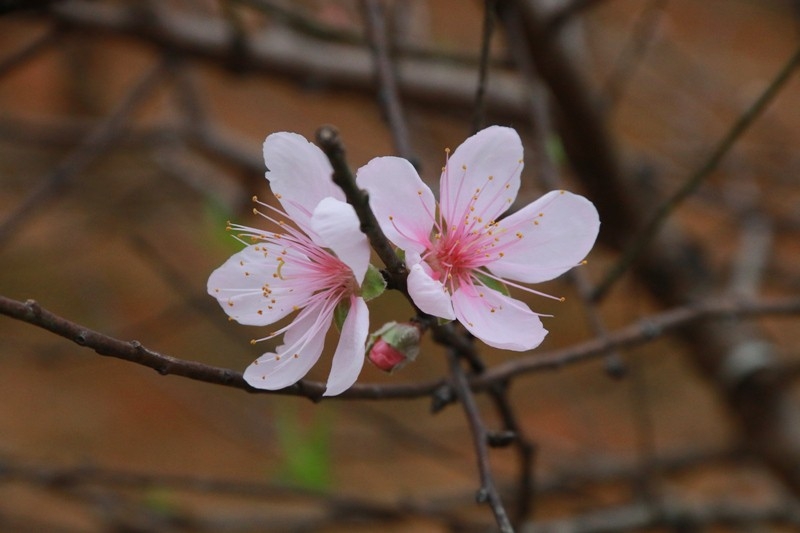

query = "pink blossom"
356;126;600;351
208;132;370;396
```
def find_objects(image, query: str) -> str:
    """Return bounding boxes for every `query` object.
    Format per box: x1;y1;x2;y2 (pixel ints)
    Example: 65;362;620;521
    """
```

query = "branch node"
74;330;89;346
24;299;40;316
475;487;490;503
487;430;517;448
604;354;628;379
430;383;457;413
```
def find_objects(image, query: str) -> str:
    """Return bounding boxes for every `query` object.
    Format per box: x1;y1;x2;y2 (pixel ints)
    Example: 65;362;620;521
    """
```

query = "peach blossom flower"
357;126;599;351
208;133;371;396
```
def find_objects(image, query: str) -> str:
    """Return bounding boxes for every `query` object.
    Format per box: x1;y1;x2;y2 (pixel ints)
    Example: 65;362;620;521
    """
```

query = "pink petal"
441;126;523;228
407;263;456;320
207;244;313;326
324;296;369;396
452;287;547;351
356;156;435;255
311;198;370;284
243;301;331;390
488;190;600;284
263;132;344;225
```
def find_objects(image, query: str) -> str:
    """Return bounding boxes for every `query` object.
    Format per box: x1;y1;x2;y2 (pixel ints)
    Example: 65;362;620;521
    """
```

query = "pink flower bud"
366;322;421;373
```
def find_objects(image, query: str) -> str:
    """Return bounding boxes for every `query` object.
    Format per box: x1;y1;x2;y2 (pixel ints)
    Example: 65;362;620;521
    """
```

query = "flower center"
424;216;490;293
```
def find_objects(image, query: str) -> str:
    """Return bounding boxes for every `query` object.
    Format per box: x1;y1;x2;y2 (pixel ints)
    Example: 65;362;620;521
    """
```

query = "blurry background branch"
2;0;800;531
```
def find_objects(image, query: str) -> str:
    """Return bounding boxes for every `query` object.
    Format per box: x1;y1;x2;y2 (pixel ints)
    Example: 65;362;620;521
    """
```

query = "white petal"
452;287;547;351
310;197;370;284
207;244;313;326
356;156;436;255
263;132;344;225
441;126;523;228
489;190;600;283
243;301;331;390
407;263;456;320
324;297;369;396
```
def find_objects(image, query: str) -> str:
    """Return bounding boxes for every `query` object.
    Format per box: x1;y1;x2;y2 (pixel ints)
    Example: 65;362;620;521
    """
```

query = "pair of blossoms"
208;126;600;396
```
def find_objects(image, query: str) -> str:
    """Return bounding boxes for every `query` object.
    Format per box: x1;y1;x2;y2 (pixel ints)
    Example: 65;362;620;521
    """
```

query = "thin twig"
592;43;800;302
0;26;60;79
545;0;610;33
489;384;536;526
0;58;169;249
447;349;514;533
500;7;624;378
361;0;415;162
601;0;668;107
471;0;496;134
314;125;408;286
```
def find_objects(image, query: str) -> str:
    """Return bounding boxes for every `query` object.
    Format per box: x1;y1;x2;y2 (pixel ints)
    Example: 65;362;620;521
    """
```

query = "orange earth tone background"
1;0;800;531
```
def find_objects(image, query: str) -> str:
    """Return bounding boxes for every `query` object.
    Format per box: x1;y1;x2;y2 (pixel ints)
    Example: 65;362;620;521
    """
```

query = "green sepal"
360;264;387;302
473;270;510;297
546;134;566;166
395;248;406;263
333;299;351;332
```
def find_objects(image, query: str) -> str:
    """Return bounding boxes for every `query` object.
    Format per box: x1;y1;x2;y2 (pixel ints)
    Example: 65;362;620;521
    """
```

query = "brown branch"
545;0;611;33
43;0;528;116
592;42;800;302
471;0;497;134
314;125;408;286
2;294;800;400
0;295;442;401
476;295;800;386
0;26;60;79
361;0;415;163
446;348;514;533
0;57;169;249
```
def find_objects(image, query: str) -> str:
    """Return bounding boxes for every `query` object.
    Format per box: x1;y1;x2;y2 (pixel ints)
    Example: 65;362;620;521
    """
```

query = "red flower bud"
366;322;421;373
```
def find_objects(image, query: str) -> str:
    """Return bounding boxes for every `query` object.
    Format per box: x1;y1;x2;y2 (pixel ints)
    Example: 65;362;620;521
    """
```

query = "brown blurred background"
1;0;800;531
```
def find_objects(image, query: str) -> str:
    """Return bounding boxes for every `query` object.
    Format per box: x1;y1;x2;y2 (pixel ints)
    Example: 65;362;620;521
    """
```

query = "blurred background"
1;0;800;531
